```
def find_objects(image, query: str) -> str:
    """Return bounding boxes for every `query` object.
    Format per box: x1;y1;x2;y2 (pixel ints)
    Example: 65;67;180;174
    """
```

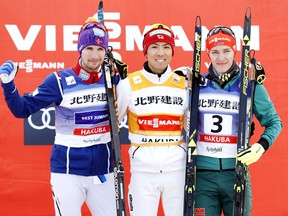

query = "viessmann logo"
138;115;181;131
17;59;65;73
4;11;261;72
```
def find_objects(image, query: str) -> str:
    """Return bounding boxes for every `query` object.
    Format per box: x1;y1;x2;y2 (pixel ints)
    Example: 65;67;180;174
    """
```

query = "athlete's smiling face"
209;45;235;74
80;45;106;72
146;42;173;74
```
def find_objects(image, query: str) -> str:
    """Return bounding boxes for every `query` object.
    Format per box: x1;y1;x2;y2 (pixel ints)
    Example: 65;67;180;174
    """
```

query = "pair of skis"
233;6;266;216
233;7;252;216
98;1;127;216
184;7;257;216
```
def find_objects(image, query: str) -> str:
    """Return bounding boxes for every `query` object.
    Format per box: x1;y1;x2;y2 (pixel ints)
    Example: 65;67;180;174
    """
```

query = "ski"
233;7;252;216
98;1;127;216
184;15;203;216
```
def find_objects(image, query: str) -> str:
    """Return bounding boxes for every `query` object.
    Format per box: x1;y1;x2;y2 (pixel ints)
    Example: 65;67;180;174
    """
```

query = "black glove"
114;58;128;79
250;58;266;84
173;66;192;78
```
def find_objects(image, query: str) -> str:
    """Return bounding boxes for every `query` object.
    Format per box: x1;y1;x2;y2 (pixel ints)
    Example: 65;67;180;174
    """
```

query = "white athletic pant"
128;170;185;216
50;172;117;216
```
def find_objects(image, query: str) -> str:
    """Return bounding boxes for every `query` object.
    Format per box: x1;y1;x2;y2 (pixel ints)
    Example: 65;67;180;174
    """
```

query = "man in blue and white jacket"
0;17;122;216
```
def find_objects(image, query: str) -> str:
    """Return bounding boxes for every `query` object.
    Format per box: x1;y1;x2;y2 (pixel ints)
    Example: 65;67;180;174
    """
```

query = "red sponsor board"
0;0;287;215
138;115;181;131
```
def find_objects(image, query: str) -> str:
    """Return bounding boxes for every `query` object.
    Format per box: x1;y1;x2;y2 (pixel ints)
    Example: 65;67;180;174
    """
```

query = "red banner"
0;0;287;215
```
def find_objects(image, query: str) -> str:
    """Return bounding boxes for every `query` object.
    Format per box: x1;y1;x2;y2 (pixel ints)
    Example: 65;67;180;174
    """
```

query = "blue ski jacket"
2;65;120;176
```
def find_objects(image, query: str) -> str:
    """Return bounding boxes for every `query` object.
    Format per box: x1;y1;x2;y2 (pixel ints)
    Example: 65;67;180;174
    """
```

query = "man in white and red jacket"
117;23;188;216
